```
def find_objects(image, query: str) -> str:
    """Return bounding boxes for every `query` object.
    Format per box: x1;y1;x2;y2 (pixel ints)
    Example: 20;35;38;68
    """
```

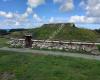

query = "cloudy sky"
0;0;100;29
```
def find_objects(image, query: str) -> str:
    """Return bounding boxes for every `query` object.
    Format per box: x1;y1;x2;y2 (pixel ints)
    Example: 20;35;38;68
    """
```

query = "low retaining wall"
7;39;100;55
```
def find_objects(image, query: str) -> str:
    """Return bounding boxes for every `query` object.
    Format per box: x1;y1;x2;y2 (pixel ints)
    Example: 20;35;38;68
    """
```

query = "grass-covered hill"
1;23;99;42
28;23;99;42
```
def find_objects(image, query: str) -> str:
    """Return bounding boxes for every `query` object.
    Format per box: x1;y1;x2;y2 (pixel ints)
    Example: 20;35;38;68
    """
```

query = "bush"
10;32;24;38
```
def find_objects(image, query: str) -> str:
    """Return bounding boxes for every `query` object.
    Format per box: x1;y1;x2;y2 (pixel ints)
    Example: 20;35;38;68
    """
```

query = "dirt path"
0;47;100;61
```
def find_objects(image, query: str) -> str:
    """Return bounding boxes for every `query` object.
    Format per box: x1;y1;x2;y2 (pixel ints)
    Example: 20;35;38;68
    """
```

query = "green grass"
0;50;100;80
0;38;8;48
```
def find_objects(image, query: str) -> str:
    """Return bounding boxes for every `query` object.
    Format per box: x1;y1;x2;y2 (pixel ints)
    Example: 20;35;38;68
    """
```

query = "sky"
0;0;100;29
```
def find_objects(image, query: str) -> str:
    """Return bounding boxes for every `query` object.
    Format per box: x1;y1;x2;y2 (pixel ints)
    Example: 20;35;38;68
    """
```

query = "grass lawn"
0;50;100;80
0;38;8;48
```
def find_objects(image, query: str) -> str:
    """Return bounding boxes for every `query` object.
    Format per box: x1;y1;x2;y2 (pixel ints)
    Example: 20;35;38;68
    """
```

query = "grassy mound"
28;23;98;41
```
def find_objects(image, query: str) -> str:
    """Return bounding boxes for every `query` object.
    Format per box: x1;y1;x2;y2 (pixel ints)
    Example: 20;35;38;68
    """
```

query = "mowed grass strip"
0;50;100;80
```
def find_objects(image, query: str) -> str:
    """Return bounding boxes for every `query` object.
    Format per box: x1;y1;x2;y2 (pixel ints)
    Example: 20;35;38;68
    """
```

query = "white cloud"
21;7;33;18
18;0;44;22
80;0;100;17
68;15;100;24
0;11;14;18
0;19;18;29
0;0;44;29
49;17;67;23
33;14;42;22
0;11;6;16
28;0;45;8
26;7;33;14
0;9;42;29
53;0;74;12
79;1;85;7
21;13;29;18
49;17;54;23
15;22;20;26
69;0;100;24
60;0;74;12
6;12;13;18
19;7;33;21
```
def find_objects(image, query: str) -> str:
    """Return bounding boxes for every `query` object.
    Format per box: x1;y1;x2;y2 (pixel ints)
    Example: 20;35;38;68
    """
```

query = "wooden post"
25;35;32;48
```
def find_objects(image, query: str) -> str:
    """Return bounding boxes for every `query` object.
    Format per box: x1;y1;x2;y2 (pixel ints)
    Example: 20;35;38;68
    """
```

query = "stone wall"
7;39;100;55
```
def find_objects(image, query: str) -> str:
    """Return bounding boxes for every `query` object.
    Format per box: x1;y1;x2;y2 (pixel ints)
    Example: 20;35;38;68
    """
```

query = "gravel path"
0;47;100;61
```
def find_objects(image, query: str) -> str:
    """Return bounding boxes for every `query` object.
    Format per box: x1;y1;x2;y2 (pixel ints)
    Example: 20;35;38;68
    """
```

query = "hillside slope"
28;23;98;42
